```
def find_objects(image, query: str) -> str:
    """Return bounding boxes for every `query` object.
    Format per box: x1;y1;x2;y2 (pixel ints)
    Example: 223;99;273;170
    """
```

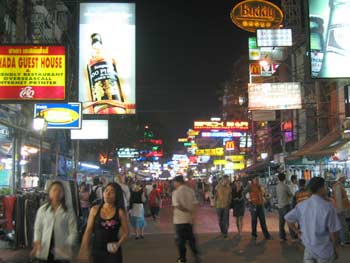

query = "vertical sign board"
79;3;136;114
0;46;65;101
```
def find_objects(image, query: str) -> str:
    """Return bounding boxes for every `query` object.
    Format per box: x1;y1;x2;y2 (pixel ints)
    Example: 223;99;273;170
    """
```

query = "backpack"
89;186;100;205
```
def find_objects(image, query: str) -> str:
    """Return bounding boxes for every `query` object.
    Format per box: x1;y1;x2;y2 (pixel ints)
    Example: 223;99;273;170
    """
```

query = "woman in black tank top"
79;183;129;263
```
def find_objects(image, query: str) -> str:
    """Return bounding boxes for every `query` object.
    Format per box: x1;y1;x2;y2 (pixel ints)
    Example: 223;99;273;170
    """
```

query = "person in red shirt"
149;184;161;220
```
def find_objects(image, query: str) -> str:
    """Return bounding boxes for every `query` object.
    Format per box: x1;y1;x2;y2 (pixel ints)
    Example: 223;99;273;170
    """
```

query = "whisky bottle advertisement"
79;3;136;115
309;0;350;78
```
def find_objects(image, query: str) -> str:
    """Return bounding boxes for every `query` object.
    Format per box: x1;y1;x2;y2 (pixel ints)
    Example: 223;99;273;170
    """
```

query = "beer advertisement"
79;3;136;114
309;0;350;78
0;46;65;101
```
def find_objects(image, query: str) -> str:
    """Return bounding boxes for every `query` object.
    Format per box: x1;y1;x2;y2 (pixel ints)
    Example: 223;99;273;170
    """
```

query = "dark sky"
136;0;253;141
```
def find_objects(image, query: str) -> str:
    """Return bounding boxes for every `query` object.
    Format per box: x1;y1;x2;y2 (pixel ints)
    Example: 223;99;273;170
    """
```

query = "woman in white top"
31;181;78;263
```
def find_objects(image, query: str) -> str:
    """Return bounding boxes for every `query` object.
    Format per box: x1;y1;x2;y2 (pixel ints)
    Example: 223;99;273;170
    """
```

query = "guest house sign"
230;0;284;33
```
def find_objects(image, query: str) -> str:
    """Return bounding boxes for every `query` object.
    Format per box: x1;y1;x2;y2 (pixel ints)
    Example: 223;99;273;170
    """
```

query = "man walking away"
172;176;201;263
333;174;350;245
285;177;341;263
276;173;294;242
215;176;232;238
245;176;272;241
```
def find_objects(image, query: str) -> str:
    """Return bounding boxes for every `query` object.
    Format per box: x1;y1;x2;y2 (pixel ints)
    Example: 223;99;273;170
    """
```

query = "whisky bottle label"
89;60;121;101
327;24;350;56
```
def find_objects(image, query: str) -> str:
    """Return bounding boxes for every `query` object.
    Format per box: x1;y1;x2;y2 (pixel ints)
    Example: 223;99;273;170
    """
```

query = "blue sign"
34;103;82;129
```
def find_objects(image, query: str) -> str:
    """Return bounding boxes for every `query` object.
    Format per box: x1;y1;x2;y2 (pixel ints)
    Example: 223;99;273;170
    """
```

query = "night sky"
136;0;253;142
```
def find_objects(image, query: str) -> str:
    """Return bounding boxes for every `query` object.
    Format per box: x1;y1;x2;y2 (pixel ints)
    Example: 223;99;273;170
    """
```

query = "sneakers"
176;259;186;263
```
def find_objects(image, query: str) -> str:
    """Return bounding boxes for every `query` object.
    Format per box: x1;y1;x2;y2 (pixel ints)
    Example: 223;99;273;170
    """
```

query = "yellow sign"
226;155;245;162
178;138;188;143
41;108;80;124
187;129;200;136
226;162;245;170
214;160;227;165
195;148;224;156
230;0;284;33
0;46;65;100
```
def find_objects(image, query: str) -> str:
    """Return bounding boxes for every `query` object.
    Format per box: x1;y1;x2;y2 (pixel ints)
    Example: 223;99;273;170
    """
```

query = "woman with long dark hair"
79;182;129;263
231;180;245;236
31;181;78;263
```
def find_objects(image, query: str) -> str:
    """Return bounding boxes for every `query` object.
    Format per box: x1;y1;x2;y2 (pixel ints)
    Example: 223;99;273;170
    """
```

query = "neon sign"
201;131;245;138
194;121;249;131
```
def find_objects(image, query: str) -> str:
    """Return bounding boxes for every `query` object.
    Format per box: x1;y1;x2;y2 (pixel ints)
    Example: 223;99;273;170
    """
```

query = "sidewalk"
1;204;349;263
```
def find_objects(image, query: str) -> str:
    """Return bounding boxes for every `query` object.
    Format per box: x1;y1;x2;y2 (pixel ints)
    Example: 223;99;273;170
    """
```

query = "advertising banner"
248;82;302;110
257;29;293;47
71;120;108;140
34;103;82;129
0;46;65;101
309;0;350;78
79;3;136;114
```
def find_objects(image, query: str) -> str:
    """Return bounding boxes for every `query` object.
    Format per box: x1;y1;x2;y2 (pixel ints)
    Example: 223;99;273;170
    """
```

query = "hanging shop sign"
248;82;302;110
257;29;293;47
252;110;276;121
249;62;279;77
194;121;249;131
230;0;284;33
248;37;287;61
0;45;66;101
195;148;224;157
178;138;188;143
34;103;82;129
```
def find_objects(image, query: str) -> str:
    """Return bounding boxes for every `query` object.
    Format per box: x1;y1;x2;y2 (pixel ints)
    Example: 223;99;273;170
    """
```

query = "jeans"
150;206;160;219
250;204;271;239
278;204;293;240
175;224;199;261
216;208;230;235
338;211;349;243
303;249;335;263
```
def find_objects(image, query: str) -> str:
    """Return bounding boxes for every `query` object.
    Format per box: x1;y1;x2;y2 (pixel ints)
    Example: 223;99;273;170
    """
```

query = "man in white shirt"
116;174;131;210
172;176;200;263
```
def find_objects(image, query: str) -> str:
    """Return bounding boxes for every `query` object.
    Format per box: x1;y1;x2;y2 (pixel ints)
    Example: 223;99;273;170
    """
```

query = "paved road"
1;204;349;263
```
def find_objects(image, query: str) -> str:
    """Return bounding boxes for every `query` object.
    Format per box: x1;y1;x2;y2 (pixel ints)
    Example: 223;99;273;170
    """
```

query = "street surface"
1;204;349;263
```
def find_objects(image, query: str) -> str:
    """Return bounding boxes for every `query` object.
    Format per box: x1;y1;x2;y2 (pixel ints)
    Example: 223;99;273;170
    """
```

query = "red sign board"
0;45;65;101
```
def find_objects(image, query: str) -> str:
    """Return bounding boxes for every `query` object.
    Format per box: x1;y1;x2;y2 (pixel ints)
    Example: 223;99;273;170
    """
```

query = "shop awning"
240;160;270;175
286;130;348;162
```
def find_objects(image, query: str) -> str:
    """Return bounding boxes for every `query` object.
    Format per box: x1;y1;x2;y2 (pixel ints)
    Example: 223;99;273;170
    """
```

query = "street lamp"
33;116;47;188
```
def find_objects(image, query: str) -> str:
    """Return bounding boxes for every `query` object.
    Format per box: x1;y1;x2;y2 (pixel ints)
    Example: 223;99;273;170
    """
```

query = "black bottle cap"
91;33;102;45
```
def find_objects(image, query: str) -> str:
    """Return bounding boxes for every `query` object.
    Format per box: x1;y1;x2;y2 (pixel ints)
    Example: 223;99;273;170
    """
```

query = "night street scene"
1;0;350;263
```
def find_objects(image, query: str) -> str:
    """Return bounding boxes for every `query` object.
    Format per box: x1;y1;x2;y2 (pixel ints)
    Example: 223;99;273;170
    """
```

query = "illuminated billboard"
248;82;302;110
201;131;245;138
0;46;65;101
71;120;108;140
194;121;248;131
257;29;292;47
79;3;136;114
34;103;82;129
309;0;350;78
117;148;139;158
248;37;286;61
230;0;284;33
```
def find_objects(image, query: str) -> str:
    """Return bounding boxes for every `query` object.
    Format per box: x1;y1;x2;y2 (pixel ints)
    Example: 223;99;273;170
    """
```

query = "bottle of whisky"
87;33;126;113
320;0;350;78
310;16;325;77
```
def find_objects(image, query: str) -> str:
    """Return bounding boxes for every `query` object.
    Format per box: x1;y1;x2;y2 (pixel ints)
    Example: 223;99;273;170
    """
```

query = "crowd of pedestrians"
28;171;350;263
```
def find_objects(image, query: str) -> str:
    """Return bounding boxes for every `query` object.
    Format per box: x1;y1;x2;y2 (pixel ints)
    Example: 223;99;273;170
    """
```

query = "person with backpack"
149;184;161;221
90;177;103;206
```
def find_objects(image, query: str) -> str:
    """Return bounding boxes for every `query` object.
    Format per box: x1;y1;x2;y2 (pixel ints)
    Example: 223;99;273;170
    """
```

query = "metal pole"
11;129;16;194
38;131;43;188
